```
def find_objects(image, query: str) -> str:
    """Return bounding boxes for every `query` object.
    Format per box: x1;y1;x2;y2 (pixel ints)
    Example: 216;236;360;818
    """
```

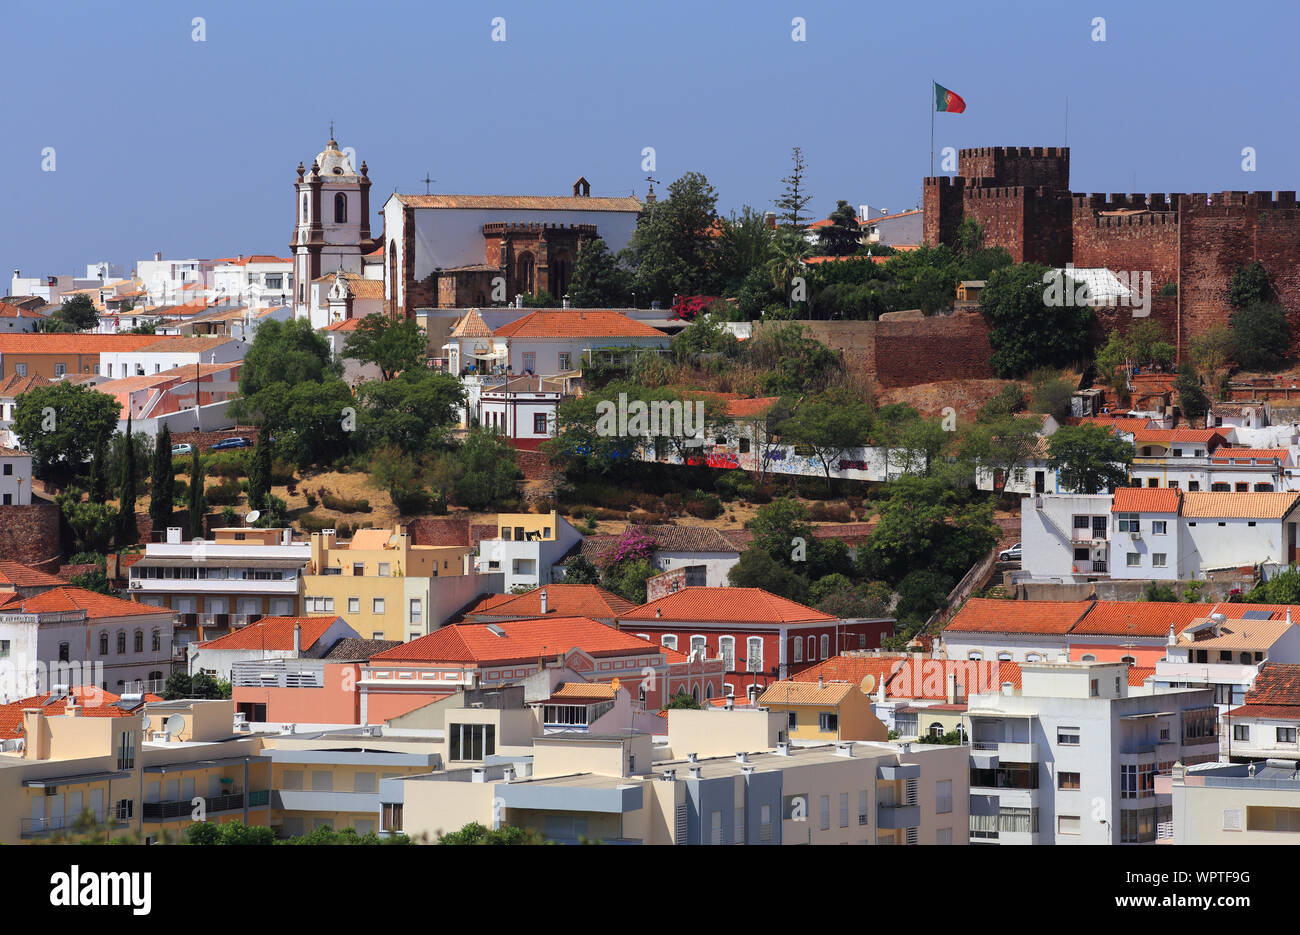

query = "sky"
2;0;1296;279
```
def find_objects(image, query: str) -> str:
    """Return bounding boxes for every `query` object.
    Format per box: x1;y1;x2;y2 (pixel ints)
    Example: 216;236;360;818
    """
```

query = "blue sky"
2;0;1294;278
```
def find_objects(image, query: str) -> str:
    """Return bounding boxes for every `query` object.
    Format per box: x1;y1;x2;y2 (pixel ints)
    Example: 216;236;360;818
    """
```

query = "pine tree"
248;432;271;513
775;146;812;229
187;446;205;540
150;425;174;534
117;414;136;545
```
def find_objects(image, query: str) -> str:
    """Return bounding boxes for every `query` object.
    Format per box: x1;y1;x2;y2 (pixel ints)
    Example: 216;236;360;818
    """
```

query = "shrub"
809;502;852;523
321;492;371;513
683;489;722;519
204;480;241;506
270;458;296;486
304;491;318;509
297;513;333;533
220;506;238;526
205;452;247;478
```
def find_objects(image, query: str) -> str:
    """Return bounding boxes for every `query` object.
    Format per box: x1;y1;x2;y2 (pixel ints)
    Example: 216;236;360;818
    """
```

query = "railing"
142;791;247;821
21;811;105;837
1157;821;1174;840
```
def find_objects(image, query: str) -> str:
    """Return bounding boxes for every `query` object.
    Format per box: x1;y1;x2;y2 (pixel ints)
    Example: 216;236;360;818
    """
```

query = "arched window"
691;684;700;702
1120;655;1136;665
705;682;715;699
690;635;706;658
929;722;945;739
301;194;308;221
638;684;646;703
718;636;735;670
661;635;677;650
968;651;983;661
99;633;109;656
820;634;830;660
998;652;1012;661
1026;653;1041;662
334;193;347;223
746;637;763;672
1080;654;1097;662
792;637;802;663
132;631;142;653
116;632;127;654
152;630;161;652
808;636;816;661
515;252;535;296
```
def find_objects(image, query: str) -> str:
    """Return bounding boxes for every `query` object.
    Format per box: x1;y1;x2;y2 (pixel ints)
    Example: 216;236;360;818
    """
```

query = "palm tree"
766;229;812;306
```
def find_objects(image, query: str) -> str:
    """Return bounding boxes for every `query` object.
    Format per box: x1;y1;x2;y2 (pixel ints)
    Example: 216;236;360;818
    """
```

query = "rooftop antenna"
422;173;435;195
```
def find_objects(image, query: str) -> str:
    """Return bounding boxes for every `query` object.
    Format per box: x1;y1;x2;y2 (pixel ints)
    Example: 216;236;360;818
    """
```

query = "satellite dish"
246;510;261;525
140;712;151;732
164;714;186;738
860;675;876;695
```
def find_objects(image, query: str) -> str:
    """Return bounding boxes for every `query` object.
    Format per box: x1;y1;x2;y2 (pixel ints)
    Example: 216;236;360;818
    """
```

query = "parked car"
208;437;251;451
998;542;1022;563
171;443;194;457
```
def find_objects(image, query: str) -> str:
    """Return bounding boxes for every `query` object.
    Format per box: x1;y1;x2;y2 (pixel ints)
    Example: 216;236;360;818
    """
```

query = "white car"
998;542;1022;562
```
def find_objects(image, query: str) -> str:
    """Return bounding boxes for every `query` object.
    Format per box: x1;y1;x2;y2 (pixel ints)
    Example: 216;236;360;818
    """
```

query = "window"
997;652;1012;661
1058;815;1081;835
409;599;422;624
1058;727;1080;745
1152;553;1167;567
787;711;798;729
791;636;802;663
558;352;571;370
377;563;390;577
689;635;707;658
1058;771;1081;790
14;364;26;377
1188;481;1200;491
937;779;953;814
718;637;735;670
56;641;68;662
839;793;850;828
134;631;143;653
116;730;135;770
151;630;160;652
1152;520;1167;534
1116;513;1139;532
1126;553;1141;567
746;637;763;672
54;363;66;376
2;464;9;476
819;712;839;733
352;563;365;576
116;632;126;654
115;799;133;820
1278;727;1297;744
859;789;869;826
334;192;347;223
819;795;830;831
447;722;496;761
968;651;983;661
99;633;109;655
820;634;829;659
522;352;536;373
372;598;385;614
1073;515;1089;529
661;635;677;650
349;597;360;614
1233;724;1250;741
306;596;334;613
382;803;403;832
808;636;817;661
533;413;548;434
1090;678;1099;697
1080;654;1096;662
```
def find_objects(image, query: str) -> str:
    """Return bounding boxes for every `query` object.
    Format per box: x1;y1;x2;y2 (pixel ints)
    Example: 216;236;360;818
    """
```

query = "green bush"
809;502;852;523
270;458;297;486
205;452;248;478
297;513;334;534
683;489;722;519
320;491;371;513
204;480;241;506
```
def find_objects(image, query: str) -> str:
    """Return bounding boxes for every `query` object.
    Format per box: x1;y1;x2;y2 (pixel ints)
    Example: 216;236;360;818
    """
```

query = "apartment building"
0;696;268;844
188;615;359;683
965;662;1218;845
0;333;161;381
1220;663;1300;763
229;638;400;725
383;703;968;845
303;527;483;642
128;527;309;654
758;677;888;743
1155;611;1300;715
98;336;245;380
1171;759;1300;843
474;510;583;591
0;447;32;505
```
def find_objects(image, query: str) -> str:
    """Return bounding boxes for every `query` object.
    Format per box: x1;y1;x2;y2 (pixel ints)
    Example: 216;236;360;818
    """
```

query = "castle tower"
291;137;376;322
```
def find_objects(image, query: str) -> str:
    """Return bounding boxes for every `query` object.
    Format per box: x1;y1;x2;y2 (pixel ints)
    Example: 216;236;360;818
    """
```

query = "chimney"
1001;681;1014;695
21;709;49;760
166;527;182;544
835;742;854;758
154;252;162;262
660;768;676;781
688;766;702;779
946;672;957;705
818;675;824;690
471;767;487;783
293;622;302;654
502;765;516;782
686;752;698;763
775;740;792;756
539;589;548;615
65;700;79;717
735;751;749;764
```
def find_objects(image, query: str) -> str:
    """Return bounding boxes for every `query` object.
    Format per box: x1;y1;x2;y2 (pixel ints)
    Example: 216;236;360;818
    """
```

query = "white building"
475;512;584;591
211;255;294;309
1155;612;1300;714
98;336;246;380
136;255;217;308
188;615;357;683
478;375;563;448
1171;759;1300;844
965;661;1218;844
0;447;33;506
1020;493;1115;581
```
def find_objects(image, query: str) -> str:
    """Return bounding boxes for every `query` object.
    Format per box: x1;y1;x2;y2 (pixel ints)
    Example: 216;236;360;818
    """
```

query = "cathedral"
290;137;643;326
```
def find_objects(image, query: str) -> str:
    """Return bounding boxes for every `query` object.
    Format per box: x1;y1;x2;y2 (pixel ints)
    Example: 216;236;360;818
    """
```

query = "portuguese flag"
934;82;966;113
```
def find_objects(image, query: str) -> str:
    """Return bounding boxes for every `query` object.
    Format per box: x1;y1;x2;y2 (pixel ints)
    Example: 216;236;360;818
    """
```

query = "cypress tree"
187;446;205;540
248;431;271;513
150;425;174;535
117;414;136;545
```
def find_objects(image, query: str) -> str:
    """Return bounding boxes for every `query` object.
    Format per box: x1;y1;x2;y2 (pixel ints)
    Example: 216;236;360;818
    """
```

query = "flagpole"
929;79;935;177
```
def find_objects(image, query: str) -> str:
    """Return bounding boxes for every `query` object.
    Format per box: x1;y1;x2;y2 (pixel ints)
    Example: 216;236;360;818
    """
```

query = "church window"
302;194;308;221
334;193;347;223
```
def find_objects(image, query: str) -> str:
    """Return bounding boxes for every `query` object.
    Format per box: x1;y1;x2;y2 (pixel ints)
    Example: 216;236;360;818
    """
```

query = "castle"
924;147;1300;355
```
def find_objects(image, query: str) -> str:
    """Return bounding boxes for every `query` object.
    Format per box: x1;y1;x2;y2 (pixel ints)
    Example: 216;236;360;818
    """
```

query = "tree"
766;229;812;306
342;315;426;381
568;237;631;307
744;322;843;396
358;369;466;454
150;425;175;533
627;171;721;306
727;547;809;604
671;314;739;359
445;429;521;510
714;207;775;295
543;392;639;474
783;388;871;490
1229;261;1272;309
370;446;430;514
962;416;1043;493
775;146;812;229
1173;363;1210;424
601;557;656;605
116;414;137;545
857;476;997;586
236;318;334;398
665;690;702;710
1030;378;1075;422
561;554;601;585
68;565;113;595
745;498;812;568
187;446;205;540
976;384;1025;423
1188;325;1235;396
1246;565;1300;604
247;432;271;513
1232;302;1290;372
437;822;548;845
55;487;118;553
817;200;862;256
44;294;98;332
1047;424;1134;494
249;379;356;468
811;576;891;618
14;382;121;488
87;428;110;502
980;263;1093;377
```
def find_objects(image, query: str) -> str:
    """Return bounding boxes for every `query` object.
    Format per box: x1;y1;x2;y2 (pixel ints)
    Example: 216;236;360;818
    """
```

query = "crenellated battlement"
1091;212;1178;229
965;185;1061;200
482;221;599;234
960;146;1069;160
1072;192;1186;213
924;175;965;189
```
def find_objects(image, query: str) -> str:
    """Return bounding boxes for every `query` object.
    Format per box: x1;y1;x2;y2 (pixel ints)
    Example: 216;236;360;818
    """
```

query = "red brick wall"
923;176;964;248
958;146;1070;190
872;314;994;387
515;448;555;482
962;186;1072;266
1072;194;1180;291
170;427;260;451
0;503;61;569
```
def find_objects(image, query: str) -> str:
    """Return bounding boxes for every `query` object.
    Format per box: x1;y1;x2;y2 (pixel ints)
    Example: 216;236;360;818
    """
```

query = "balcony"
877;803;921;830
971;741;1038;763
142;790;263;822
21;811;106;838
1071;530;1109;545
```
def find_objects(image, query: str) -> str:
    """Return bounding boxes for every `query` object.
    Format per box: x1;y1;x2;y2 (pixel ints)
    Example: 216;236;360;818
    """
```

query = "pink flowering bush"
670;295;722;322
599;526;657;569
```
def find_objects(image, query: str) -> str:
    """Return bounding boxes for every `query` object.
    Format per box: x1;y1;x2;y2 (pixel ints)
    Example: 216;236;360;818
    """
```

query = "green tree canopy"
980;263;1093;377
358;369;465;453
1229;261;1272;309
782;387;872;490
342;315;426;381
14;381;121;488
568;237;632;307
816;200;862;256
1231;302;1290;372
627;171;721;306
237;318;335;398
1047;424;1134;494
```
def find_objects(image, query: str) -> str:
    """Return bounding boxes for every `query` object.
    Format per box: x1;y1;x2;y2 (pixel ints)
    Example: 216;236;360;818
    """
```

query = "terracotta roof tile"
1111;487;1181;514
1128;666;1156;686
2;587;171;619
0;561;66;589
1181;491;1300;519
0;334;166;355
450;309;494;338
322;638;403;660
1243;663;1300;706
393;193;641;212
1070;601;1209;638
0;688;149;740
372;616;657;665
618;587;836;625
546;681;620;701
943;598;1091;635
758;679;855;706
494;310;664;340
1211;449;1290;464
198;616;342;651
1225;703;1300;720
465;584;636;620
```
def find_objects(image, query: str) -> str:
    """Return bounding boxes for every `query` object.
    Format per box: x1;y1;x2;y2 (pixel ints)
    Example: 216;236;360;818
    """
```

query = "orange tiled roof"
198;616;341;651
493;310;664;340
1071;601;1210;638
371;616;658;665
1128;666;1155;686
1111;487;1182;514
465;584;636;620
1181;491;1300;519
619;588;835;624
324;318;362;331
944;598;1091;635
546;681;619;701
790;654;909;686
758;679;855;706
1211;448;1289;463
1132;428;1226;446
0;688;158;739
0;561;66;589
1243;662;1300;706
3;587;170;619
0;334;166;355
